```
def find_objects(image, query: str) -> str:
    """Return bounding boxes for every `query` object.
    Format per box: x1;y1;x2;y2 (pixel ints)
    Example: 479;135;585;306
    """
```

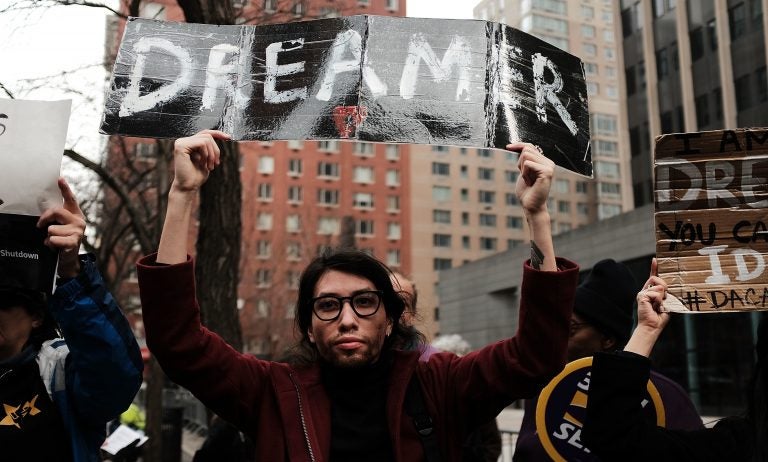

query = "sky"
0;0;477;172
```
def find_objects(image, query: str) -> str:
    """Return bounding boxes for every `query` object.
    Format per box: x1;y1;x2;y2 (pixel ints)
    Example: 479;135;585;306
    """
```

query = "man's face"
566;313;612;362
0;304;40;361
308;270;392;368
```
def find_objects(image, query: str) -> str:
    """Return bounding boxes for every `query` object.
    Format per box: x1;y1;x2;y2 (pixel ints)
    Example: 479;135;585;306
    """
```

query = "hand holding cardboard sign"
625;259;670;358
510;142;556;271
37;178;86;279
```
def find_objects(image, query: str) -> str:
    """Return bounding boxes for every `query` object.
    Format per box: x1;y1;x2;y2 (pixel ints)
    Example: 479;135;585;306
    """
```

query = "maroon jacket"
137;255;578;462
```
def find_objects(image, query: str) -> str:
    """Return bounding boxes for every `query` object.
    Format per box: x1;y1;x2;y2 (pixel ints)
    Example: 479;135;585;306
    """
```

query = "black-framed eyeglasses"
311;290;383;321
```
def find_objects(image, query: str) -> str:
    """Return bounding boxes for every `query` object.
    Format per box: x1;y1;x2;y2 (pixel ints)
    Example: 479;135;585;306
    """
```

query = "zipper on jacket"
289;373;316;462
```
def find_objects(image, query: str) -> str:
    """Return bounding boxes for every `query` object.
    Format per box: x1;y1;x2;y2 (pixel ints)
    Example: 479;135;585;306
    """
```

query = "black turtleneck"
321;353;394;462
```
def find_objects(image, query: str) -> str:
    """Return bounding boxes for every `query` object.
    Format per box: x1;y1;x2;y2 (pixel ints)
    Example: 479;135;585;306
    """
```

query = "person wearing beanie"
513;259;704;461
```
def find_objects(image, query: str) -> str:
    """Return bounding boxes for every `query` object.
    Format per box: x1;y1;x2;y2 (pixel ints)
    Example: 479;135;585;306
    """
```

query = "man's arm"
39;178;143;423
157;130;229;264
508;142;556;271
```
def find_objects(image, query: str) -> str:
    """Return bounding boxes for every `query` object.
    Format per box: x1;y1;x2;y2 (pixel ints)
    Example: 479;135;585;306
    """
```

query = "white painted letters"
532;53;578;136
265;39;308;104
399;33;472;101
119;37;193;117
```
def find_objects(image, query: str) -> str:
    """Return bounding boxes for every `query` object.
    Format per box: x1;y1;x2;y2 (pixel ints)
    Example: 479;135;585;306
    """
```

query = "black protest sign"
101;16;592;176
655;128;768;312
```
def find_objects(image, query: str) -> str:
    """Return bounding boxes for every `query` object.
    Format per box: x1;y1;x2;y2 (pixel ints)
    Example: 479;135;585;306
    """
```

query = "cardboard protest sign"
535;357;665;462
100;16;592;176
0;99;70;293
655;128;768;312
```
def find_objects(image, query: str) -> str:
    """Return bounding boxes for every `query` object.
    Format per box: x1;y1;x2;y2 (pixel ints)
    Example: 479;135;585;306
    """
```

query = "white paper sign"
101;424;148;456
0;98;71;215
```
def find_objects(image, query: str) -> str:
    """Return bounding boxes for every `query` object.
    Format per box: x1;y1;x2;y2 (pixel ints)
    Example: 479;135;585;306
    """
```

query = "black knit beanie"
573;259;638;347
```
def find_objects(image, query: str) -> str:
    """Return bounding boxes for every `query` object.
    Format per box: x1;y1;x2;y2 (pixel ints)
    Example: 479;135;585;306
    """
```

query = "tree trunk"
195;141;243;350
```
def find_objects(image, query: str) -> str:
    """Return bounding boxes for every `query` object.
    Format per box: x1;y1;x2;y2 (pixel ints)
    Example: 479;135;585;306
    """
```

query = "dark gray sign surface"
102;16;592;176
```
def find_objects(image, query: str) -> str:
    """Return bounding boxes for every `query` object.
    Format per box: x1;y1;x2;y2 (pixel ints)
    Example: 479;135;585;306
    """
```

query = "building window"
257;183;272;201
256;269;272;288
599;204;623;219
578;202;590;216
555;179;569;193
317;217;340;235
576;181;588;193
756;67;767;102
432;145;450;153
386;0;398;11
286;214;301;232
356;219;374;236
591;113;618;136
257;212;272;230
317;189;340;206
385;144;400;160
582;5;594;18
690;27;704;61
432;162;450;176
478;190;496;204
558;201;571;213
477;148;493;158
605;66;616;78
603;29;615;42
695;94;710;127
752;0;764;25
287;140;303;150
386;170;400;187
317;161;340;178
587;82;599;96
433;209;451;224
256;240;271;258
656;47;668;79
584;62;598;75
432;185;451;202
506;216;523;229
433;258;452;270
462;235;471;249
479;237;497;251
600;182;621;195
387;195;400;212
286;270;301;290
387;222;401;240
730;3;747;41
735;74;752;111
353;166;374;184
532;14;569;33
288;158;302;176
713;87;723;120
583;43;597;56
461;212;470;225
258;156;274;174
287;186;303;203
581;24;596;37
479;213;497;227
264;0;277;13
354;142;374;156
287;242;302;260
595;140;618;157
478;167;495;181
353;192;374;208
505;193;519;206
433;233;451;247
256;299;270;317
318;140;339;152
387;249;400;266
604;47;615;60
134;142;156;160
595;161;620;179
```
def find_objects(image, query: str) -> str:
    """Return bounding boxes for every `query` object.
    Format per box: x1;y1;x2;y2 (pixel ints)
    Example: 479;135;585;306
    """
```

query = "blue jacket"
40;254;143;462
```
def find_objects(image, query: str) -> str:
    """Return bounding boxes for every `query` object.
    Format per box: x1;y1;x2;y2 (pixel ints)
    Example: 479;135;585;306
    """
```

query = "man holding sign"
137;130;579;461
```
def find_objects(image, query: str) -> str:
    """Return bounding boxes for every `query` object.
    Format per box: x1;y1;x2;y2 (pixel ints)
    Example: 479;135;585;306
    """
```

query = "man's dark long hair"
285;249;421;366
